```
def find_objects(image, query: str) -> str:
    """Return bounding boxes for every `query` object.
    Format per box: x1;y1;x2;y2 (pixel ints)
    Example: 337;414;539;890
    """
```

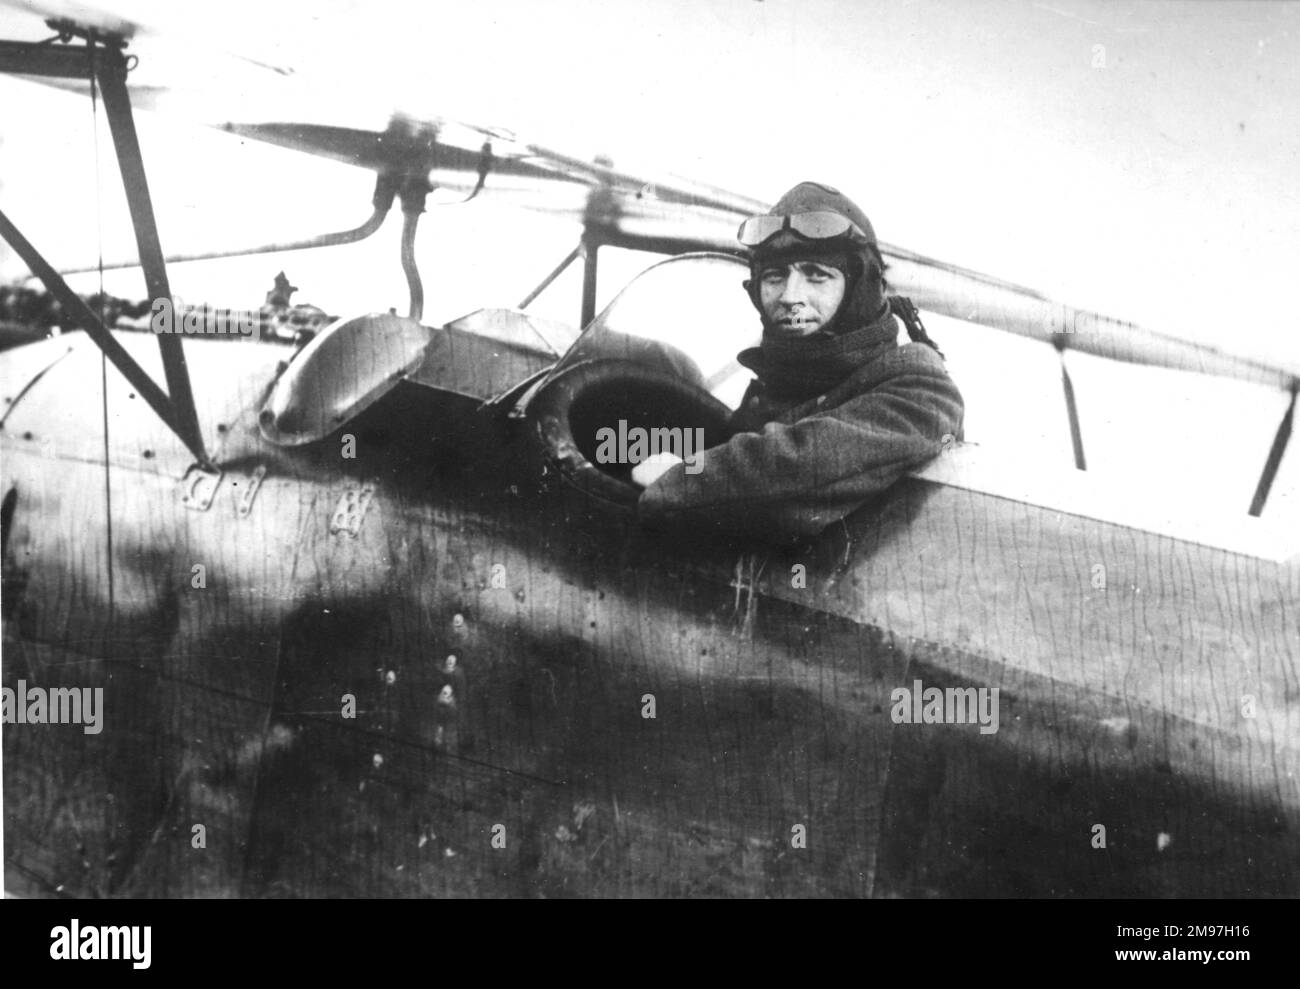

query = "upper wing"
3;0;1296;393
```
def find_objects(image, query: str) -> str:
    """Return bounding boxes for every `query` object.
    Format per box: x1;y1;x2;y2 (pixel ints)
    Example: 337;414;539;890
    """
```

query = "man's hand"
631;452;683;488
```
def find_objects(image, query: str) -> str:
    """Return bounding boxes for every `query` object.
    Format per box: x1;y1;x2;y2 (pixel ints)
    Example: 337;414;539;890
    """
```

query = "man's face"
756;260;846;338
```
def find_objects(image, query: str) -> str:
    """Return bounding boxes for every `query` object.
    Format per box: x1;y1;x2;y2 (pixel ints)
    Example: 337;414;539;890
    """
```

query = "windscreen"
548;252;760;410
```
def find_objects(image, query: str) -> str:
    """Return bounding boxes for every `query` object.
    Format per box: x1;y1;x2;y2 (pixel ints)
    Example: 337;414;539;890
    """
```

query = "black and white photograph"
0;0;1296;931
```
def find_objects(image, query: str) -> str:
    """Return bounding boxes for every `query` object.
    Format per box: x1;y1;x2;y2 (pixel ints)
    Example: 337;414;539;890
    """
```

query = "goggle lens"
737;210;865;247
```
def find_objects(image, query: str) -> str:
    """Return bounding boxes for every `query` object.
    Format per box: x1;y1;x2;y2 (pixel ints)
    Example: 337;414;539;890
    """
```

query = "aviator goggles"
737;210;870;248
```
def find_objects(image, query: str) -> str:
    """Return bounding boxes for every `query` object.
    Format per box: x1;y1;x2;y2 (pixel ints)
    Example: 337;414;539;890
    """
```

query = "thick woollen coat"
637;305;965;543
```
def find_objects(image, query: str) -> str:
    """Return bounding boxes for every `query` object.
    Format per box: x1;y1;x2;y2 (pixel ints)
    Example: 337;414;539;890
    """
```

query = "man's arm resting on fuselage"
637;365;964;542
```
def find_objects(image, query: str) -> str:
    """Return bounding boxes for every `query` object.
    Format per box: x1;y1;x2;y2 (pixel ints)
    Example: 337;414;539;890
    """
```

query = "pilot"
631;180;964;543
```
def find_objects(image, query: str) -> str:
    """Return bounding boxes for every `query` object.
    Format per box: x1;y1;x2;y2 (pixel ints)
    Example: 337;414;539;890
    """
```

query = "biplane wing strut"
0;26;209;466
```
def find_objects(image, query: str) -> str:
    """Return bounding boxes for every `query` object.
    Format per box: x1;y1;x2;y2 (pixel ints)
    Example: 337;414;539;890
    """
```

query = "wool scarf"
744;305;899;400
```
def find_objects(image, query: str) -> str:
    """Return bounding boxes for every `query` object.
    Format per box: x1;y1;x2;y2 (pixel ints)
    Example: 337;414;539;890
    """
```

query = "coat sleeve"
637;349;964;543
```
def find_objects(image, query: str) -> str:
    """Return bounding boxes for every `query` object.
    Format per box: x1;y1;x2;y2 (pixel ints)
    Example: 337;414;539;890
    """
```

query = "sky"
1;0;1298;529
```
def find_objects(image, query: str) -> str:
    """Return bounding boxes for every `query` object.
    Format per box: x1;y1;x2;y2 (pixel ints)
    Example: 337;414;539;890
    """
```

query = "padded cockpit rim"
526;358;734;509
